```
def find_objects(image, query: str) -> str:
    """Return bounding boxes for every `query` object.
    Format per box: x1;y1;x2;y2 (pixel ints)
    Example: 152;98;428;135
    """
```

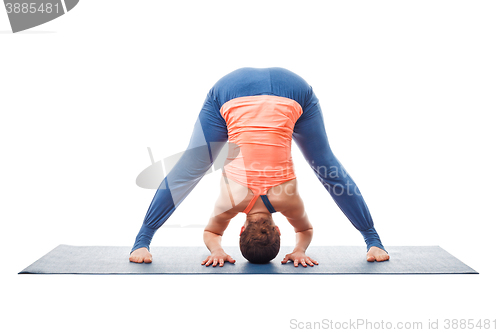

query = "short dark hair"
239;217;280;264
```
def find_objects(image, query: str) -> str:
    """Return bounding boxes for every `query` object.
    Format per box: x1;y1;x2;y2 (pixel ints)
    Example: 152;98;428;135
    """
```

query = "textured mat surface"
18;245;478;274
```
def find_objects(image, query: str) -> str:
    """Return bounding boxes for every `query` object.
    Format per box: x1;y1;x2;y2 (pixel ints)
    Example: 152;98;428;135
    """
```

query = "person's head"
239;213;281;264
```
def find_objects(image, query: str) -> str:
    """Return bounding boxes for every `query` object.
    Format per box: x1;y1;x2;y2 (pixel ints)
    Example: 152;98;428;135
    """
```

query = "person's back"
221;94;303;213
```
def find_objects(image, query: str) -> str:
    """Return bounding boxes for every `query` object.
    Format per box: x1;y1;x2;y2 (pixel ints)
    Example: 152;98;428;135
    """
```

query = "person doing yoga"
129;67;389;265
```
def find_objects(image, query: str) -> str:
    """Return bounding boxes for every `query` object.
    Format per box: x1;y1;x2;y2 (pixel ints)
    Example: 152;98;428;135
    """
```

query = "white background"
1;1;499;332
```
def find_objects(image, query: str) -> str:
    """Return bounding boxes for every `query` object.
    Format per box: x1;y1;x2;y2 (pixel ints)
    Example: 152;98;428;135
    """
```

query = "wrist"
210;247;224;254
293;247;307;253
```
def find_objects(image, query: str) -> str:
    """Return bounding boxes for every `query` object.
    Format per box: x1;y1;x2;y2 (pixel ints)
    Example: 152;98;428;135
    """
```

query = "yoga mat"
19;245;477;275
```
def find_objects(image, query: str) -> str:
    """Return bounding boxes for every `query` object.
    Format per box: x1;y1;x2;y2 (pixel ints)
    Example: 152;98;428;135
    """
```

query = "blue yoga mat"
18;245;477;275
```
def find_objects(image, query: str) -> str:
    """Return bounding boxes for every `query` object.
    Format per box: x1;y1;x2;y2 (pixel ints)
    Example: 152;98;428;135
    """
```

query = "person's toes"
144;257;152;263
367;255;375;262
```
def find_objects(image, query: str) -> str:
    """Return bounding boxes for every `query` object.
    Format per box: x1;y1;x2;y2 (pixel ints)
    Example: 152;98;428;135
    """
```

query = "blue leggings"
131;67;386;254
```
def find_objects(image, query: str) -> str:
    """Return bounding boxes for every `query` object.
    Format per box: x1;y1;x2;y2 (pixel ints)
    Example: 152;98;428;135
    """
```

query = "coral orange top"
220;95;303;213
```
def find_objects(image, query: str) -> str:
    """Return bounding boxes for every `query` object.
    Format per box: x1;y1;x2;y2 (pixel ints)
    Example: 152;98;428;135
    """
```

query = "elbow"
204;229;223;236
296;226;313;233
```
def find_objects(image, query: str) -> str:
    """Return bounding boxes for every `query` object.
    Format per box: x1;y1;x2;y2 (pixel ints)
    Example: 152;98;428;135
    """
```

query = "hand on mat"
281;250;318;267
201;249;236;267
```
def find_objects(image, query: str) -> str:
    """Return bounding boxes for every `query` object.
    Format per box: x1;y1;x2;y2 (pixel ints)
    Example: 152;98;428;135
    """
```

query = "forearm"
203;230;224;253
293;228;313;253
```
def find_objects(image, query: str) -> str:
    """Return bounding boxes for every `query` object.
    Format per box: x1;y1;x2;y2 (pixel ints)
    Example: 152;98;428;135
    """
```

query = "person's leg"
130;91;228;255
292;89;388;259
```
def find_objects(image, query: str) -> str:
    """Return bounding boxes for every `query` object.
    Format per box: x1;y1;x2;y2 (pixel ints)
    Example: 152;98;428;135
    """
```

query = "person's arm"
280;193;318;267
201;195;239;267
203;209;236;252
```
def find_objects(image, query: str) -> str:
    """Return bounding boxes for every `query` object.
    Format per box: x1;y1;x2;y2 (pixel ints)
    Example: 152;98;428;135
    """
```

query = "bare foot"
367;246;390;262
129;247;153;263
